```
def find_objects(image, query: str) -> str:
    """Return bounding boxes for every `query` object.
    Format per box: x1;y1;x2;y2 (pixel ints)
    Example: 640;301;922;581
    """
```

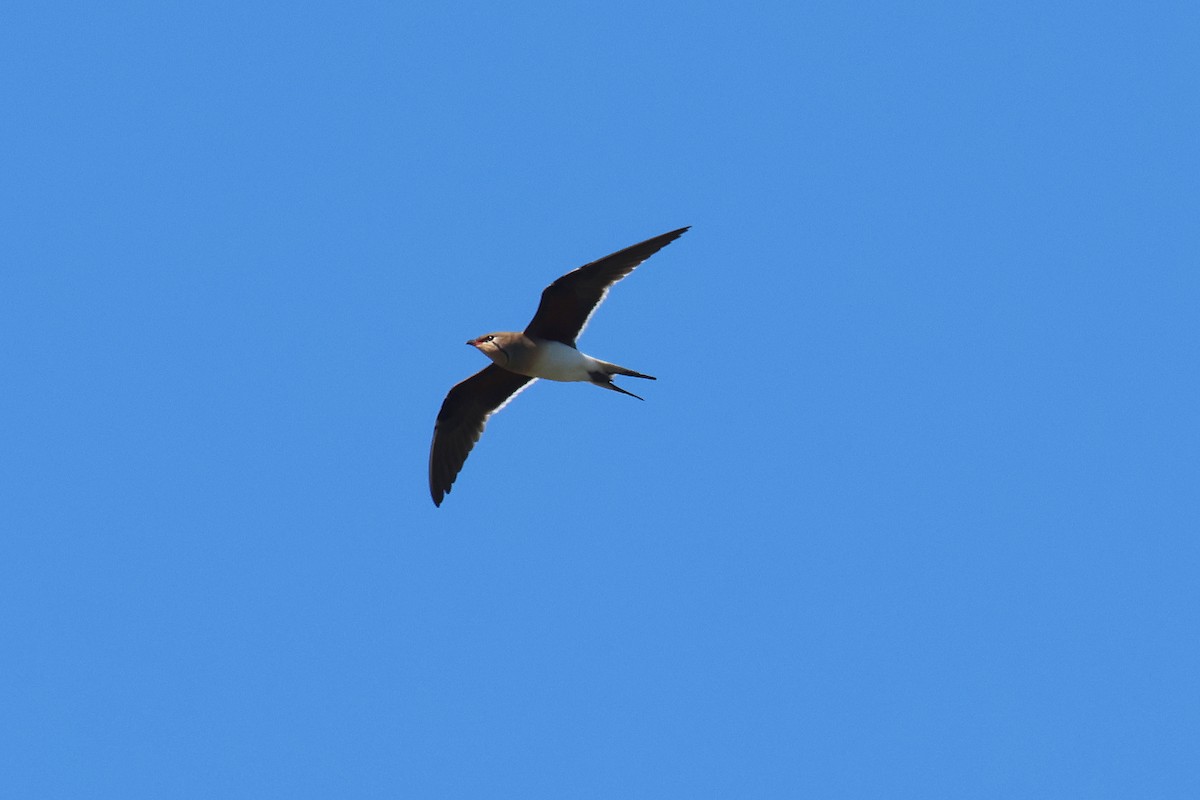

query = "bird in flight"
428;227;689;506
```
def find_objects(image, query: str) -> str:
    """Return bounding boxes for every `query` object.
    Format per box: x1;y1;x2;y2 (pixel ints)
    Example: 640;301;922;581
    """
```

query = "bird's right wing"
429;365;535;506
524;227;689;346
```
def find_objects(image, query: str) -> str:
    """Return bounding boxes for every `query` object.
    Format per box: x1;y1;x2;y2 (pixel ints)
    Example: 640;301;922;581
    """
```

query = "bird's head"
467;332;514;366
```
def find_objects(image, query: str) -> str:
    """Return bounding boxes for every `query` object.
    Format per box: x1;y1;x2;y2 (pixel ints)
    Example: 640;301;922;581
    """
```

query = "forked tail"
589;360;655;400
595;360;656;381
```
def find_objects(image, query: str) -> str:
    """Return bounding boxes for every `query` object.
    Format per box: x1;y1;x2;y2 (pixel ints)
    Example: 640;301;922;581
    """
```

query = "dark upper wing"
523;227;689;345
429;365;534;506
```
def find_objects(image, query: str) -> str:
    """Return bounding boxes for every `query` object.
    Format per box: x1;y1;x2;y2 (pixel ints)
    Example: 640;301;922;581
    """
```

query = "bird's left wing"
429;365;535;506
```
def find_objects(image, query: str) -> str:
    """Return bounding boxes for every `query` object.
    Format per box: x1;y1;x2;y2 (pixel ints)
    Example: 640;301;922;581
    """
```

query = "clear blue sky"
3;2;1197;797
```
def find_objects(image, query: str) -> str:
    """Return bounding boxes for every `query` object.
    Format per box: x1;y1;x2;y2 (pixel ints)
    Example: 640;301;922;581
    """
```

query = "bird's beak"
465;339;476;347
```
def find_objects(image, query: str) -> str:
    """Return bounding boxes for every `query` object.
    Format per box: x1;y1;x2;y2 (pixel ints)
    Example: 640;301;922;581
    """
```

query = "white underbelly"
527;340;598;382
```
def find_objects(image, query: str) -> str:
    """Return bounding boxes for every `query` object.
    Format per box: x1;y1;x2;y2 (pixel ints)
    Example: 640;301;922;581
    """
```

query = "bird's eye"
485;335;494;342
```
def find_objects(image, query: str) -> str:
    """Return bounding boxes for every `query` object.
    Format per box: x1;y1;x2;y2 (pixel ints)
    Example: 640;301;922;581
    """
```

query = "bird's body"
468;333;651;385
428;227;689;506
523;338;600;382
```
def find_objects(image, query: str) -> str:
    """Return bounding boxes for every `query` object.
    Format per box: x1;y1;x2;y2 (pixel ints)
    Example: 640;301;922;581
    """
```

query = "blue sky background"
3;2;1198;797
